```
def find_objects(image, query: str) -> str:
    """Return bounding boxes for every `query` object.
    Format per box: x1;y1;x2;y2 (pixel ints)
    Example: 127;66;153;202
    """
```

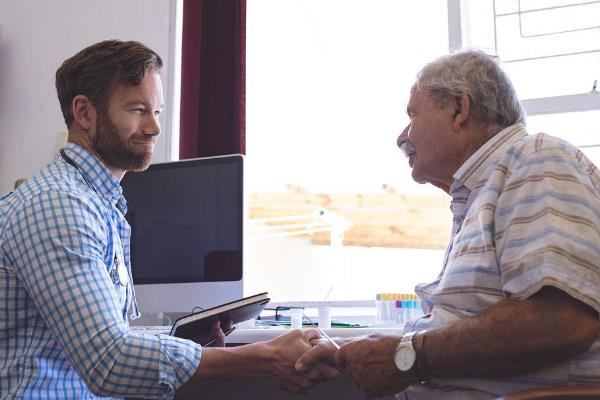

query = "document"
170;292;269;345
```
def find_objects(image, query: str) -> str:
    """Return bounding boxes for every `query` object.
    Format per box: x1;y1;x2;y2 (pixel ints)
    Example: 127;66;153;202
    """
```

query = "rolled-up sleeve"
5;189;202;399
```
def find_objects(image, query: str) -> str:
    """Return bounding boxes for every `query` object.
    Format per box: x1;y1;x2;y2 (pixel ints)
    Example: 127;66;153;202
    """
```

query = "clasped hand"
296;333;412;399
261;329;341;393
204;323;409;396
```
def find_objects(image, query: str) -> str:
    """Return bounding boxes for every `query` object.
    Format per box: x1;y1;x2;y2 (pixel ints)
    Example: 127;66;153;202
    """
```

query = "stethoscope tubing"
60;149;141;320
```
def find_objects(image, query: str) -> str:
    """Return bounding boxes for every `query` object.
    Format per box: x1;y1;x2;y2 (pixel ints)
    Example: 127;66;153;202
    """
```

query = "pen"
302;313;340;349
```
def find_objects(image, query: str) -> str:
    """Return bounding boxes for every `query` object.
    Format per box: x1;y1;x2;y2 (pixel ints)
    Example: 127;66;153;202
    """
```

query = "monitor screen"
121;154;244;313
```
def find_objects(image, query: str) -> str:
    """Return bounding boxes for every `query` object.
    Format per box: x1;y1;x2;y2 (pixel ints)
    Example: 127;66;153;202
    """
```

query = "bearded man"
0;40;337;400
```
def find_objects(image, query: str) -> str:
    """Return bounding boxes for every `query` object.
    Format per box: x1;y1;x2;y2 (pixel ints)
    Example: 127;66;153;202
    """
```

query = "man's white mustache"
399;140;416;158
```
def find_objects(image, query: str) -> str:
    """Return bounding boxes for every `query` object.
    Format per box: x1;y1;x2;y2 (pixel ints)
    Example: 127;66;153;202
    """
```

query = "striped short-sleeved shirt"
403;124;600;399
0;143;201;399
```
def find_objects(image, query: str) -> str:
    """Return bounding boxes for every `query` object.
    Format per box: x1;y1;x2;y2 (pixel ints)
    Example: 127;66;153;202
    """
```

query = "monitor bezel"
122;154;244;285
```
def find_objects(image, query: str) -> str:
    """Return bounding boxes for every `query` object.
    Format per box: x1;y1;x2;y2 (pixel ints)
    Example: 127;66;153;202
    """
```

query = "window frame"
447;0;600;117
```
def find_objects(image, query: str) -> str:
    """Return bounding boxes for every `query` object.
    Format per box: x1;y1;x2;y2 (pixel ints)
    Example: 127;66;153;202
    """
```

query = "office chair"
496;385;600;399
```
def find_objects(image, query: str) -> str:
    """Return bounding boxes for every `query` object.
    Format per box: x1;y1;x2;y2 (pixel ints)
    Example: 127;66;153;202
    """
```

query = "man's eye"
130;108;145;113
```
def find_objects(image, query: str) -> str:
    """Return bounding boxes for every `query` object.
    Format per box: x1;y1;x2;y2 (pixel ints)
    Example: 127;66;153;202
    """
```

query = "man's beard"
92;111;154;172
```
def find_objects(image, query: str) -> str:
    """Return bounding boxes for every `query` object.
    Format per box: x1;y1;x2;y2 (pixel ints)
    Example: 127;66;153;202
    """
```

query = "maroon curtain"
179;0;246;159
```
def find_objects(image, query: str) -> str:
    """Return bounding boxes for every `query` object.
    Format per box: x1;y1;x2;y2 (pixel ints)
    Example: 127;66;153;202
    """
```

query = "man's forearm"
177;342;270;394
419;286;599;378
176;329;330;395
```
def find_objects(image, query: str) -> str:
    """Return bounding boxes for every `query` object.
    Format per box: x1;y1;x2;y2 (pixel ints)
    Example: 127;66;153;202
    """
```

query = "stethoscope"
60;149;141;320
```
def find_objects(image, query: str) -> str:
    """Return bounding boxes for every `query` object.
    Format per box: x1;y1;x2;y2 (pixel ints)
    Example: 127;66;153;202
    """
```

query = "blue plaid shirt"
0;143;201;399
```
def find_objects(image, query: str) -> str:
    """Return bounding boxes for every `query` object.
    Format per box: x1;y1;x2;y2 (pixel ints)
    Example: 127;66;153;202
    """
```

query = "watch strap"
413;330;430;385
400;331;430;385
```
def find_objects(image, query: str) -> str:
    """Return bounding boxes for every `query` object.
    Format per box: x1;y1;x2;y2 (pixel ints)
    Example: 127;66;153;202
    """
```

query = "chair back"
496;385;600;400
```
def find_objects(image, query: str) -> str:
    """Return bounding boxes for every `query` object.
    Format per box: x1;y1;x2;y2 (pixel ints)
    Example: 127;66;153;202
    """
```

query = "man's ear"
452;92;470;130
71;95;96;131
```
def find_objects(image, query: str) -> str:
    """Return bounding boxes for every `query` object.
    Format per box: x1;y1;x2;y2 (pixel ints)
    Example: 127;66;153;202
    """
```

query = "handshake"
211;328;412;398
182;323;415;399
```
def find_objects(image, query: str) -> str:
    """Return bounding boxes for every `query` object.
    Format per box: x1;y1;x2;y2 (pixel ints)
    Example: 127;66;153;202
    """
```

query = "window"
461;0;600;161
462;0;600;98
245;0;451;301
244;0;600;303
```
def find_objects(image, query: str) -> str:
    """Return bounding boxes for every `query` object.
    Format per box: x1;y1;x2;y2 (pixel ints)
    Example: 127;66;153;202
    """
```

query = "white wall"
0;0;178;194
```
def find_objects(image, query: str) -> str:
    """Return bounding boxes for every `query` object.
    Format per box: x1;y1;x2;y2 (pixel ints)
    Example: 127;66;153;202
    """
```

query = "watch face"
394;345;416;371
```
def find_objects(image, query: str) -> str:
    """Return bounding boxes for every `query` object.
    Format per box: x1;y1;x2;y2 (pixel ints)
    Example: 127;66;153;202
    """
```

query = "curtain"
179;0;246;159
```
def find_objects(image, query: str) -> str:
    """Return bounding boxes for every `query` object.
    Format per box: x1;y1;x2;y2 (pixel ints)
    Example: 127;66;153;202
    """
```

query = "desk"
226;326;403;343
177;327;403;400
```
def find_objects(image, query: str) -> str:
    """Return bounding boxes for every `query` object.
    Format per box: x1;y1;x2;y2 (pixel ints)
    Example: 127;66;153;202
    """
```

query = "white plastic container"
318;307;332;329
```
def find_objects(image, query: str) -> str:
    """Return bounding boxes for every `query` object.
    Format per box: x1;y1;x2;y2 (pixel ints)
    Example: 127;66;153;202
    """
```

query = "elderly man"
297;49;600;399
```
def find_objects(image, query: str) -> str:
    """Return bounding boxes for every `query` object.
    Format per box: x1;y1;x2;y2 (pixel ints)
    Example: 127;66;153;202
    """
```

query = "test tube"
290;308;303;329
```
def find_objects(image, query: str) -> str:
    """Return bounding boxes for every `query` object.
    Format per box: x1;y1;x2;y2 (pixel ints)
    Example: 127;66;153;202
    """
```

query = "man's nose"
143;114;161;136
397;124;409;148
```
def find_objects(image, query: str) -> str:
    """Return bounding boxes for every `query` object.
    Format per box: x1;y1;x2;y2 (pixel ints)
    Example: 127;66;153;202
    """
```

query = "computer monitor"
121;154;244;314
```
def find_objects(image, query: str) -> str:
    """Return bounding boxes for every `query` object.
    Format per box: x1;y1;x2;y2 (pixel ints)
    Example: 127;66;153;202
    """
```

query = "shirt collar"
450;123;528;194
61;143;126;212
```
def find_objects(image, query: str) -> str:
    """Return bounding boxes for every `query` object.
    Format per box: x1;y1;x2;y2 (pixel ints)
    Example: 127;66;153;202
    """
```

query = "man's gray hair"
412;49;525;128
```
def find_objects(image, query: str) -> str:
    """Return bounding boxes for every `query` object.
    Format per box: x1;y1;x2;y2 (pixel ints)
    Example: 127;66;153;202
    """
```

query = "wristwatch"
394;331;427;384
394;331;417;371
